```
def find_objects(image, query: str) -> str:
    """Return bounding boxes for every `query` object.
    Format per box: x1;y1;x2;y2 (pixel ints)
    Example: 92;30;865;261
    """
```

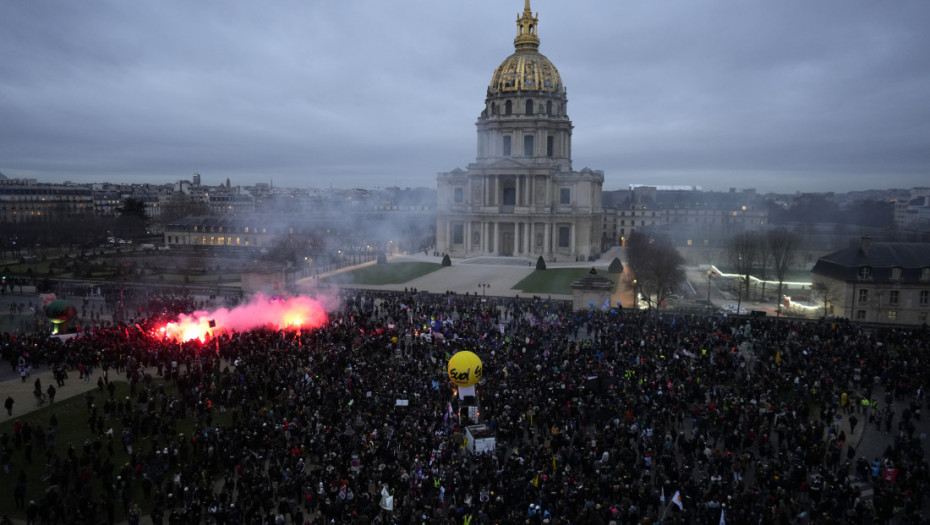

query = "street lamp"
632;279;638;310
478;282;490;296
706;270;712;304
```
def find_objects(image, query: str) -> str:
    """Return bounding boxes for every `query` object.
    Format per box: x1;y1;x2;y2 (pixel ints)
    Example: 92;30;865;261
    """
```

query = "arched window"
502;187;516;205
525;99;533;115
546;101;552;115
505;100;512;116
491;103;498;115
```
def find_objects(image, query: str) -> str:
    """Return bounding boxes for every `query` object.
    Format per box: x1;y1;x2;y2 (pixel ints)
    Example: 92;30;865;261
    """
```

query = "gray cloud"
1;0;928;193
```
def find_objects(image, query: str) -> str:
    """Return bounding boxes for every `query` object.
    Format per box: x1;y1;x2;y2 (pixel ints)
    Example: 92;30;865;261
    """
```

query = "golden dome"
488;1;563;95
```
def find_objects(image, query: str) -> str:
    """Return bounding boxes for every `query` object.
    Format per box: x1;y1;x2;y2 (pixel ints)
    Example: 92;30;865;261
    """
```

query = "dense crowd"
2;288;929;524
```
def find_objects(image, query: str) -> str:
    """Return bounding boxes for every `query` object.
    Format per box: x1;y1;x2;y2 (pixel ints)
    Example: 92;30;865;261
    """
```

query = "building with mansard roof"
436;1;604;260
811;236;930;325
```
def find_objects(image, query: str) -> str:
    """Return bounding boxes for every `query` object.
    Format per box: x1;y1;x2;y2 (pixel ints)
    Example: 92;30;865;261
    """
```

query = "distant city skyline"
2;1;929;193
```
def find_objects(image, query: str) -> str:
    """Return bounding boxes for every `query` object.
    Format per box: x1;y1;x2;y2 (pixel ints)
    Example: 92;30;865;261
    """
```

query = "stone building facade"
436;1;603;260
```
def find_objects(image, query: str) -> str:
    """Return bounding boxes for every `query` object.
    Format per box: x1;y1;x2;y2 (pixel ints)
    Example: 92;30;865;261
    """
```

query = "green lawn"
324;262;442;285
512;267;620;295
0;379;233;521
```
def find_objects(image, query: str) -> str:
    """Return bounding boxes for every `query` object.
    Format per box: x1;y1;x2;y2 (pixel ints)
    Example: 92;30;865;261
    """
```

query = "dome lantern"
514;0;540;52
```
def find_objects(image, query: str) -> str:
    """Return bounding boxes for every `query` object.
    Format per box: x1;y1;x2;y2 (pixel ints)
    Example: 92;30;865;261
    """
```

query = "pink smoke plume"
160;293;328;342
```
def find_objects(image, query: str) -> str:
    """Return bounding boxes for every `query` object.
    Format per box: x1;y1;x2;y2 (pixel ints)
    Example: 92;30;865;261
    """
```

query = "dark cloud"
1;0;928;192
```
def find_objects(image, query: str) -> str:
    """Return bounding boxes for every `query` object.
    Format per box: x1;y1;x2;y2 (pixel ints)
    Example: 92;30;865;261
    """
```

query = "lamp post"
706;270;712;304
632;279;638;310
478;282;490;296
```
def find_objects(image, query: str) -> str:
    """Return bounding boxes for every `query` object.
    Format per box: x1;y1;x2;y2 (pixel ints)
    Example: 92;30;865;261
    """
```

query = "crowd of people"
1;287;928;524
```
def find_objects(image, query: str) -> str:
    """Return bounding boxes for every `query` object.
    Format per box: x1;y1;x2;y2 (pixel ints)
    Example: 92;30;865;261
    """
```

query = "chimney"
860;236;871;254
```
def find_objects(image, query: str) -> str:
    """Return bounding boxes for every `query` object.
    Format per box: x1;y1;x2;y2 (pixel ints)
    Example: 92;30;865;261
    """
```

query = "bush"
608;257;623;273
377;253;388;264
441;254;452;267
536;256;547;271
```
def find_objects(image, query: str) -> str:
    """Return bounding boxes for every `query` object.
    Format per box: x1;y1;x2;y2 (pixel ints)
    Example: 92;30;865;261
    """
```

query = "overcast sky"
2;1;929;193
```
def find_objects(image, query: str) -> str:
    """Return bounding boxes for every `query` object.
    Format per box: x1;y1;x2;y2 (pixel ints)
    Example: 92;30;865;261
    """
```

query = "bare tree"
811;279;844;319
767;228;800;316
625;231;685;311
727;231;762;301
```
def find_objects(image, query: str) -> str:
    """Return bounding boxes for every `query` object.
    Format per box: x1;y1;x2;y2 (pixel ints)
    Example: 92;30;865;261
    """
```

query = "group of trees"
624;231;685;310
726;228;801;309
767;196;894;229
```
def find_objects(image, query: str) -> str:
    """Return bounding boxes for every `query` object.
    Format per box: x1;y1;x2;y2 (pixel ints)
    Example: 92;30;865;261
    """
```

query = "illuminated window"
244;227;249;233
888;310;897;321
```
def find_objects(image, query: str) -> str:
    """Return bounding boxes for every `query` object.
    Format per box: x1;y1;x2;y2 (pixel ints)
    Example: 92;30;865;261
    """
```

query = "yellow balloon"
447;351;483;386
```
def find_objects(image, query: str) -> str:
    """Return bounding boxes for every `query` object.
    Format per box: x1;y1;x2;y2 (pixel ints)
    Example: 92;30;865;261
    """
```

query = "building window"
858;266;871;280
920;290;929;305
503;136;512;156
858;289;869;304
523;135;534;156
560;188;570;205
546;136;553;157
525;99;533;115
505;100;512;116
888;310;898;321
558;226;570;248
454;187;464;203
856;310;866;320
891;267;902;280
922;268;930;281
920;311;928;323
452;224;464;244
502;187;516;205
546;100;552;115
889;290;899;305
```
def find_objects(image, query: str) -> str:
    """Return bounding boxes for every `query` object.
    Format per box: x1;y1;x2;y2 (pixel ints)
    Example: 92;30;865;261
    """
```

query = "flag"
601;298;610;311
720;509;725;525
380;486;393;511
775;349;781;364
671;490;683;510
660;487;665;503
